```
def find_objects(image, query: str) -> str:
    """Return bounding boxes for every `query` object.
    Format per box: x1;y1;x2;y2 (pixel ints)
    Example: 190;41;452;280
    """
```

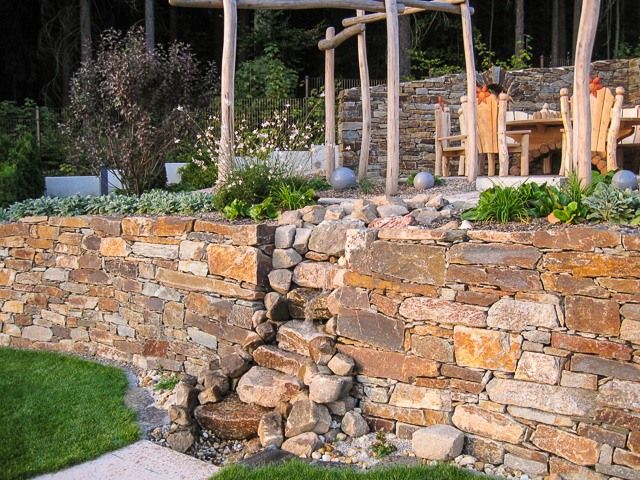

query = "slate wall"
338;58;640;177
3;215;640;478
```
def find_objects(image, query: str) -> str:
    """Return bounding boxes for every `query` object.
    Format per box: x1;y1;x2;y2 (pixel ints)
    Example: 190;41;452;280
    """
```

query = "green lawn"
215;459;478;480
0;348;140;480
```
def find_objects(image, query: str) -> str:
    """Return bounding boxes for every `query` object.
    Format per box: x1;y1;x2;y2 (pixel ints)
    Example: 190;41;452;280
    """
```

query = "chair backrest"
435;103;451;140
476;93;499;154
533;103;561;119
506;111;531;122
621;106;640;145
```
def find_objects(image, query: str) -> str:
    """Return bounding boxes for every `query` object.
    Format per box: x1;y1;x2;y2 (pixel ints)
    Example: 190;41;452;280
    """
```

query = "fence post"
540;55;545;68
99;167;109;196
305;75;310;99
35;106;41;154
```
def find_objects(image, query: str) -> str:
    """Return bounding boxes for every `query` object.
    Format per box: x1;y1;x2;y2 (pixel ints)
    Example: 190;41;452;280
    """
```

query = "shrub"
583;183;640;225
272;182;316;210
0;134;45;208
63;27;218;196
461;185;532;223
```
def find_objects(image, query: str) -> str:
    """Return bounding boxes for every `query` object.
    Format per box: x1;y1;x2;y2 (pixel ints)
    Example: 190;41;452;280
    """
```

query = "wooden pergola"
169;0;601;193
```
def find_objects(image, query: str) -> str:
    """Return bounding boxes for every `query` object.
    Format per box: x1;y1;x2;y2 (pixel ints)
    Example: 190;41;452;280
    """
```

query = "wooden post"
325;27;336;181
219;0;237;184
497;92;509;176
573;0;600;187
606;86;624;171
559;87;573;175
385;0;400;196
460;0;478;183
357;9;371;182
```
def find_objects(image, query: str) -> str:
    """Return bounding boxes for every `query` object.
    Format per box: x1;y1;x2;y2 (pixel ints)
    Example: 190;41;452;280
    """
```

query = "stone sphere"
330;167;357;190
413;171;435;190
611;170;639;191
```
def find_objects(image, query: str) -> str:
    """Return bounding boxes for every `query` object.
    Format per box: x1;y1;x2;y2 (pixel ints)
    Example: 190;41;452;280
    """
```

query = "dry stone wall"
339;58;640;176
3;212;640;478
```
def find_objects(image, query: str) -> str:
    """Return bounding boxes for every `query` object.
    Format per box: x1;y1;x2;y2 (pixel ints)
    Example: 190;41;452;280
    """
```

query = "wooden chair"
560;84;625;174
618;106;640;172
435;97;468;177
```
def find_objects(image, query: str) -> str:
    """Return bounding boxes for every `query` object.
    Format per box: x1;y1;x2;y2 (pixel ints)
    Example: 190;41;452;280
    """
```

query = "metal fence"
539;53;573;68
305;76;386;94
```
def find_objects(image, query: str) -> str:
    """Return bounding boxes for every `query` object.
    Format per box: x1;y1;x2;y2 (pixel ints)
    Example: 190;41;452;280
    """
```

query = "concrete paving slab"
34;440;220;480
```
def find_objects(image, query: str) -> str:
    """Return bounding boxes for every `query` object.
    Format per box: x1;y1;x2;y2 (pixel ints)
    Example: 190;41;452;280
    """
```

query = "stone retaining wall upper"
338;58;640;176
3;214;640;479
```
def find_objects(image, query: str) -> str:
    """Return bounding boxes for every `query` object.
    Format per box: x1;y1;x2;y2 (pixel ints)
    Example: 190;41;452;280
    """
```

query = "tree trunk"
145;0;155;52
559;0;567;63
515;0;525;57
573;0;583;59
398;15;411;79
79;0;91;63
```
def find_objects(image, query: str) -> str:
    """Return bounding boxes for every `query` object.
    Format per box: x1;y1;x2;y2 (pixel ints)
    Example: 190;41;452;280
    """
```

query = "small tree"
64;28;218;196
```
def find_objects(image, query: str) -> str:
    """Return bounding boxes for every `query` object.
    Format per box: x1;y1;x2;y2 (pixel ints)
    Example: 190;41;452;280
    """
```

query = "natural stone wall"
4;211;640;478
338;58;640;176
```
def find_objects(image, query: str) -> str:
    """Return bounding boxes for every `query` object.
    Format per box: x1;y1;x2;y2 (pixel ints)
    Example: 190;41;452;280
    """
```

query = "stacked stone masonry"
3;213;640;478
339;58;640;176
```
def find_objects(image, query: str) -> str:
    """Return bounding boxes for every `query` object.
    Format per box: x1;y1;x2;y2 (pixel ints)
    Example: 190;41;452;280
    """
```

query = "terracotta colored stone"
368;242;446;286
487;299;559;331
156;268;262;300
152;217;194;236
552;332;632;360
613;449;640;470
389;383;452;412
0;223;28;238
412;335;454;363
26;238;53;249
598;379;640;412
336;311;405;352
577;423;626;448
232;225;276;246
565;296;620;335
515;351;563;385
454;326;522;372
292;261;340;290
400;297;486;327
455;290;500;307
628;432;640;453
467;230;535;244
549;457;607;480
343;271;437;297
541;273;608;298
441;364;484;383
449;243;540;269
534;227;620;251
194;220;234;236
486;378;598;416
336;344;439;382
69;269;110;285
195;394;270;440
207;244;271;286
543;252;640;278
598;277;640;294
377;229;465;242
623;235;640;251
237;366;303;408
361;401;450;427
253;345;311;378
60;217;90;228
120;217;153;236
91;217;121;236
183;293;232;320
452;405;526;443
532;425;599;466
0;269;16;287
446;264;542;291
100;238;130;257
368;215;416;229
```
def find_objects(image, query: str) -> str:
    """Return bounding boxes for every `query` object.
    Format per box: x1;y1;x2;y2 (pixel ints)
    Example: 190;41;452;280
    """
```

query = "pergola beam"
168;0;400;12
318;24;366;51
342;3;472;28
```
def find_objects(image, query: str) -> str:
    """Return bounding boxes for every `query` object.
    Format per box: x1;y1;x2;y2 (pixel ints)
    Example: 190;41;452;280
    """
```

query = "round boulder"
612;170;639;191
413;172;435;190
330;167;357;190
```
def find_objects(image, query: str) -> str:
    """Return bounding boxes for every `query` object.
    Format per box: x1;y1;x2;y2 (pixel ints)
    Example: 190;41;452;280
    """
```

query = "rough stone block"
268;269;293;295
308;219;364;256
412;335;454;363
327;352;355;376
565;296;620;335
259;411;284;448
552;332;632;360
454;326;522;372
487;299;559;330
400;297;486;327
309;374;353;404
531;424;599;466
281;432;322;457
412;425;464;461
336;310;405;352
598;379;640;412
515;351;563;385
237;366;304;408
452;405;525;444
449;243;540;269
389;383;452;412
207;244;271;286
253;345;311;378
572;354;640;382
342;411;369;437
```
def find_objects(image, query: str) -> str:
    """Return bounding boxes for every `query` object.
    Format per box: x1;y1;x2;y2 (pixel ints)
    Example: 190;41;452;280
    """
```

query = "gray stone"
412;425;464;461
264;292;290;322
309;374;353;403
285;400;322;437
167;428;196;453
414;210;443;225
301;205;326;224
220;353;250;379
203;371;229;394
237;366;304;408
281;432;323;457
174;382;200;412
487;299;559;331
351;205;378;224
268;269;293;294
309;337;336;365
255;321;276;343
259;411;284;448
187;328;218;351
330;167;357;190
293;228;312;255
278;210;303;226
198;386;224;405
377;205;410;217
313;404;331;435
327;353;355;376
275;225;297;249
324;206;346;220
272;248;303;269
503;453;548;476
336;311;405;352
598;379;640;412
22;325;53;342
325;395;356;416
308;219;365;257
168;405;193;426
341;411;370;437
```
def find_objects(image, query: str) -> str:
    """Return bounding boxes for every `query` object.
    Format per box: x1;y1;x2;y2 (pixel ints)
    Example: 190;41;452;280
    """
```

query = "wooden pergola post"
219;0;237;183
573;0;600;187
356;9;371;182
460;0;478;184
385;0;400;196
325;27;336;181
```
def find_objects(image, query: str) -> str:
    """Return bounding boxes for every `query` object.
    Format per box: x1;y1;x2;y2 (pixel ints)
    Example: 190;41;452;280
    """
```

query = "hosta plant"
583;183;640;225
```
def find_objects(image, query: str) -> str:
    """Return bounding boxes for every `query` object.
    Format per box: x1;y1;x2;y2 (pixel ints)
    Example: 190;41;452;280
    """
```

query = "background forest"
1;0;639;108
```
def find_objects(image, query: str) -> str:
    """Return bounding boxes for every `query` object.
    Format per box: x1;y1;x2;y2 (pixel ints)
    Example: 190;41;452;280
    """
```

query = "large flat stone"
514;351;563;385
552;332;632;360
486;378;598;416
487;299;559;331
276;321;334;356
336;311;405;352
531;425;599;466
446;264;542;291
572;354;640;382
452;405;526;444
308;219;364;256
598;379;640;412
194;394;270;440
550;457;607;480
400;297;486;327
412;425;463;461
534;227;620;251
236;366;304;408
389;383;452;412
361;401;450;427
157;268;262;300
565;296;620;335
449;243;540;269
292;262;340;290
253;345;312;378
368;242;446;286
454;326;522;372
542;252;640;278
207;245;271;286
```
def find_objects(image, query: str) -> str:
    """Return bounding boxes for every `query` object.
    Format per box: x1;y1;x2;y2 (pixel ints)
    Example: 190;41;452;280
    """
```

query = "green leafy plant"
406;172;445;187
247;197;280;222
358;177;375;194
154;375;180;391
272;183;316;210
307;177;331;191
222;198;250;220
370;430;397;458
583;183;640;225
461;185;532;223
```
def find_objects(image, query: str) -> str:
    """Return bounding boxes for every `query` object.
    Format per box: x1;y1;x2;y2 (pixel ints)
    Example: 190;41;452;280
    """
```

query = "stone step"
194;393;270;440
237;366;304;408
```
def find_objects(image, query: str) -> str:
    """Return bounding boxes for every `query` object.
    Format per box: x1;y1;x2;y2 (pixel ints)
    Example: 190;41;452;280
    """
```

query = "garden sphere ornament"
611;170;639;191
330;167;357;190
413;171;435;190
